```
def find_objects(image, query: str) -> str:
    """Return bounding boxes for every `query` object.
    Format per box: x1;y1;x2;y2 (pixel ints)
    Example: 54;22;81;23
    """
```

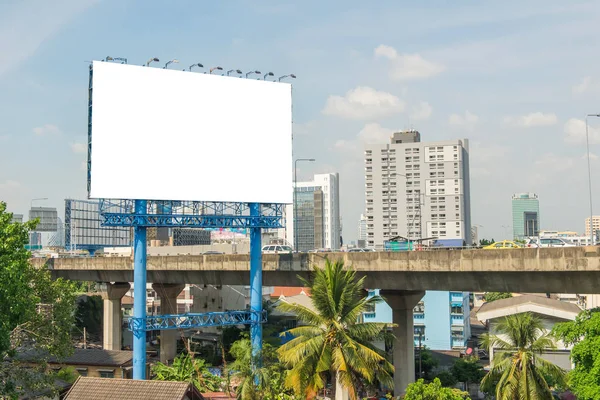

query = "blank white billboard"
89;61;293;204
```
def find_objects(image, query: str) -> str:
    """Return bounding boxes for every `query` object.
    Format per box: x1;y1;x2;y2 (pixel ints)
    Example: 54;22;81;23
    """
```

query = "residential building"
358;214;367;248
364;130;472;248
511;193;540;240
362;289;471;351
11;213;23;223
287;173;341;251
64;377;204;400
585;215;600;240
477;295;580;370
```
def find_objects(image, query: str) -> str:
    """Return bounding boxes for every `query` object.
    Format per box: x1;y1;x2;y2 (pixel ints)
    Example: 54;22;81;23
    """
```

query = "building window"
451;305;463;314
99;370;115;378
76;368;88;377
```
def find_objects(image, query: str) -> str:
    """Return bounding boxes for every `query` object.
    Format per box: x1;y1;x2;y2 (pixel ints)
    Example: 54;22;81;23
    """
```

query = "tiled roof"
19;349;133;367
270;287;310;298
64;377;201;400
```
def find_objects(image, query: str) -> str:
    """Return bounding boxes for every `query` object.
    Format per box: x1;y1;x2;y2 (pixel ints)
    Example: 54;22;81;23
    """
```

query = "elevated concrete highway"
34;246;600;293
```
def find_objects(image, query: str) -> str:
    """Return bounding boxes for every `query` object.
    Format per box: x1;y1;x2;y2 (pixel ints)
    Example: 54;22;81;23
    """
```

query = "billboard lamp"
209;66;223;74
245;70;261;78
146;57;160;66
227;69;243;76
263;72;274;80
278;74;296;82
189;63;204;71
164;59;179;69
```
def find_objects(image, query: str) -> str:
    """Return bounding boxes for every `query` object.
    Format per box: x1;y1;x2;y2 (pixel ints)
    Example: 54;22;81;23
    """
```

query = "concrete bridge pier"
380;290;425;396
98;282;131;351
153;283;185;363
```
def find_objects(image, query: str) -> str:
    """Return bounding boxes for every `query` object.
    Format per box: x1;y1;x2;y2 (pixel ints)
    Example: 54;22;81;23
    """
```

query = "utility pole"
418;330;423;379
83;327;87;349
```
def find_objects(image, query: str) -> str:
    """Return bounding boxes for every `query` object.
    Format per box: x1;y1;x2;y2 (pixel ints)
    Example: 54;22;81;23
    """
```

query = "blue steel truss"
128;310;267;332
99;199;284;229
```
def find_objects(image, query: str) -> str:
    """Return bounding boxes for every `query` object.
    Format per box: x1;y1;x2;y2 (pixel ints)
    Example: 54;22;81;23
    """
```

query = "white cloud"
33;124;61;136
374;44;445;81
410;101;432;121
564;118;600;145
469;142;509;178
573;76;592;94
448;111;478;128
334;123;395;154
70;142;87;154
504;112;558;127
0;0;99;78
322;86;405;120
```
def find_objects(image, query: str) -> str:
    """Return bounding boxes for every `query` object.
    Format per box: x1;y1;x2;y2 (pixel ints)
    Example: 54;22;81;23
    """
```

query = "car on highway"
525;237;576;248
202;250;224;255
261;245;293;254
347;248;377;252
483;240;522;249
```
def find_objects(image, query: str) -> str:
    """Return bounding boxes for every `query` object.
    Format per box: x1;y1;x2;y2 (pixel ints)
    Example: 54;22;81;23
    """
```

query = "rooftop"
64;377;202;400
19;349;133;367
477;294;581;322
270;287;310;298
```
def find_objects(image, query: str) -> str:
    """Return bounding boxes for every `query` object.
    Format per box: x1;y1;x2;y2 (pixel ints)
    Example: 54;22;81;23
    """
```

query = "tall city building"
287;173;341;251
358;214;367;248
364;130;472;248
511;193;540;239
585;216;600;240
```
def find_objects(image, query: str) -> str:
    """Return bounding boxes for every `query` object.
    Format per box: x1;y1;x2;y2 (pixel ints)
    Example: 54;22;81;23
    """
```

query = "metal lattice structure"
128;310;267;332
99;199;284;229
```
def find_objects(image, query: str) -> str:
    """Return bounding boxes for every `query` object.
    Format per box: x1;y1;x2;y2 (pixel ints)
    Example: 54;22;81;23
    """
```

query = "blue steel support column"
133;200;147;379
249;203;262;367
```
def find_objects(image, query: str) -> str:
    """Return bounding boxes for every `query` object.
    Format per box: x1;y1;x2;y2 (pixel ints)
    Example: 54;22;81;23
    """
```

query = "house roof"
64;377;202;400
269;293;316;317
18;349;133;367
477;294;581;322
270;287;310;298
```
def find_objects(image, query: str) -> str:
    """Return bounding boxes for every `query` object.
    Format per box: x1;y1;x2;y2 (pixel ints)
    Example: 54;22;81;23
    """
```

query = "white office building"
364;130;472;248
286;173;341;251
358;214;368;248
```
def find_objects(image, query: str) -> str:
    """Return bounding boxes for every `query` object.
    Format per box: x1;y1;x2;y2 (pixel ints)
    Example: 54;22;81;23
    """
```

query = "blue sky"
1;0;600;242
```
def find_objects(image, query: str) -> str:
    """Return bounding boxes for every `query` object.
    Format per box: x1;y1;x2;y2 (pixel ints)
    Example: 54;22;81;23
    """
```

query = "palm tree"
152;353;222;393
277;259;394;400
480;312;566;399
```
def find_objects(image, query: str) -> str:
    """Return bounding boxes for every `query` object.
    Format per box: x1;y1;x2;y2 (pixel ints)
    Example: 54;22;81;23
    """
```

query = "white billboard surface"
89;61;293;203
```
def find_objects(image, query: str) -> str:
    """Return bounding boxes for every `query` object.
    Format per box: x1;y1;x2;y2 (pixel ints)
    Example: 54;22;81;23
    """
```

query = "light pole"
263;72;274;80
164;59;179;69
145;57;159;67
188;63;203;71
209;66;223;74
278;74;296;82
293;158;315;251
586;114;599;245
227;69;242;76
245;70;261;79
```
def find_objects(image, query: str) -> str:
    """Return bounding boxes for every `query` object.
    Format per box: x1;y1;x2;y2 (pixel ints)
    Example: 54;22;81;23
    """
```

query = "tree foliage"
552;308;600;400
480;312;566;399
451;357;485;385
416;347;439;381
227;337;298;400
484;292;512;302
405;378;470;400
0;202;78;398
276;259;394;399
152;353;222;393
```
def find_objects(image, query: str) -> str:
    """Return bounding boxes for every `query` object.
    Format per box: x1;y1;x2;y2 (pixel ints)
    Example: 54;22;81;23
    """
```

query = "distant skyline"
1;0;600;242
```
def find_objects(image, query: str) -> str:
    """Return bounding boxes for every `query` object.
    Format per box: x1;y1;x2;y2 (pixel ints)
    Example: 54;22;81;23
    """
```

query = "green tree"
227;337;298;400
552;308;600;400
451;357;485;387
405;378;470;399
416;347;439;381
152;353;222;393
479;239;495;246
277;259;394;399
484;292;512;302
74;295;103;341
480;312;566;399
0;202;78;398
435;370;458;388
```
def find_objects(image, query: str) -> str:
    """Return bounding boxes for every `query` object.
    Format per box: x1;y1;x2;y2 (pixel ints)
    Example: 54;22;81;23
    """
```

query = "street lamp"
586;113;600;244
188;63;203;71
146;57;159;66
105;56;127;64
227;69;242;76
164;59;179;69
209;66;223;74
294;158;315;251
263;72;274;80
245;70;261;78
278;74;296;82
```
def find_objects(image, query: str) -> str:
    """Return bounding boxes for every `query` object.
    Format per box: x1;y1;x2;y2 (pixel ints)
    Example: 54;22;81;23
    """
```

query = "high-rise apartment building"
585;216;600;240
287;173;341;251
511;193;539;240
358;214;367;248
364;130;472;248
